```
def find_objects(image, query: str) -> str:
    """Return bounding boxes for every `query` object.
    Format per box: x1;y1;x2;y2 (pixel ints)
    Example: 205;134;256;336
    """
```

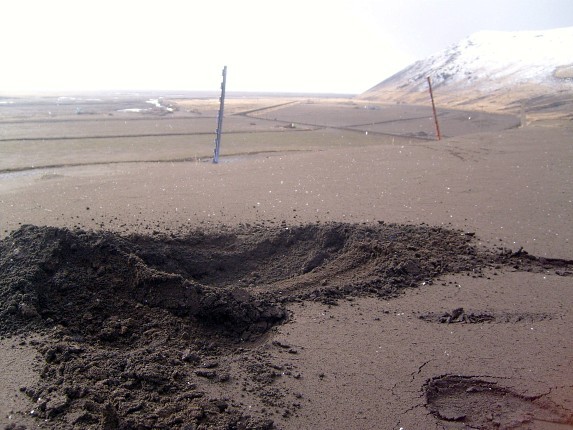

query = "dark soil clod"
418;309;553;324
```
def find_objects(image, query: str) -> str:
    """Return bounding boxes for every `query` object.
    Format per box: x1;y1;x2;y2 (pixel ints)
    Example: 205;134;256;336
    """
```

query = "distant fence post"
213;66;227;163
427;76;441;141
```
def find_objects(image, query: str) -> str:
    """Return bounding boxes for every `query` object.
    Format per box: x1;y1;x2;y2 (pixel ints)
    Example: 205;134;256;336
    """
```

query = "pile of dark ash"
1;222;570;429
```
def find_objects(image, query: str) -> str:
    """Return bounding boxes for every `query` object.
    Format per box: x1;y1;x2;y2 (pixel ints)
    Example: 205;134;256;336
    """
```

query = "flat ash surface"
0;93;572;429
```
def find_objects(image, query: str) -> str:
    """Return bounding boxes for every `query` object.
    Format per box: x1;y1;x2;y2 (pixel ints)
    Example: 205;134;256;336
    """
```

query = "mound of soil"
1;222;571;429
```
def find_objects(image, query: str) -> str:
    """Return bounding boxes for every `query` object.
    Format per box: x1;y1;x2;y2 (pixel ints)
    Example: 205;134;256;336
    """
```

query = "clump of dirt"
1;225;285;429
424;374;573;428
0;225;286;339
418;308;553;324
0;222;571;429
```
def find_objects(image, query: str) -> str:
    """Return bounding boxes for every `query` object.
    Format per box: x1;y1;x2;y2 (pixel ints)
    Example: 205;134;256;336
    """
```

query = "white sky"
1;0;572;94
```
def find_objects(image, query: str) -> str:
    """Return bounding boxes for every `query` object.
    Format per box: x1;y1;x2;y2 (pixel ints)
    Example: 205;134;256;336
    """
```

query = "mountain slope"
359;27;573;115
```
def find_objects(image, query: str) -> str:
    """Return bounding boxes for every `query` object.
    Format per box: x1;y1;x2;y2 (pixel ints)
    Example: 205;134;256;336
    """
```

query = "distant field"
0;93;520;173
247;101;519;138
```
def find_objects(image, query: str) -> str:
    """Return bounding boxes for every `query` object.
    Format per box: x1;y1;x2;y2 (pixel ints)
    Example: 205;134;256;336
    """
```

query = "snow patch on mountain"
365;27;573;95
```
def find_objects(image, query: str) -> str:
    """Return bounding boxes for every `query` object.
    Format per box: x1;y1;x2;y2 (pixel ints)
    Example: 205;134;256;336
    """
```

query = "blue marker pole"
213;66;227;163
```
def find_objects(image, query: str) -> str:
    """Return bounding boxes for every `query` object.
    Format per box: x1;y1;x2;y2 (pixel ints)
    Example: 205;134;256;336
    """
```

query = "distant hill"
358;27;573;118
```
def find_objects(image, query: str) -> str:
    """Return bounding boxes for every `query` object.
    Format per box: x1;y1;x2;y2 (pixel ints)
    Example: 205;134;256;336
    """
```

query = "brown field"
0;92;572;429
0;94;521;173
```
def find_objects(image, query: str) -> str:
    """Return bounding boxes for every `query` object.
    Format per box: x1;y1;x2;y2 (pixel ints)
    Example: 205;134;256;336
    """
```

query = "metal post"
213;66;227;163
427;76;441;141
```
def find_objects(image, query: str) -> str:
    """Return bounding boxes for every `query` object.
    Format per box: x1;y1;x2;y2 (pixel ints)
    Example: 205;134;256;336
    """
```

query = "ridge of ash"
1;222;571;338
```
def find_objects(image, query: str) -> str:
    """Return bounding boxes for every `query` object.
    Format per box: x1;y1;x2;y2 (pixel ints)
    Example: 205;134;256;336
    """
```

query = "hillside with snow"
359;27;573;116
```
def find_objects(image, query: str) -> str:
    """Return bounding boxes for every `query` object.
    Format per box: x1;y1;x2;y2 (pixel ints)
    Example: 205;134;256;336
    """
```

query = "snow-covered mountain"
359;27;573;111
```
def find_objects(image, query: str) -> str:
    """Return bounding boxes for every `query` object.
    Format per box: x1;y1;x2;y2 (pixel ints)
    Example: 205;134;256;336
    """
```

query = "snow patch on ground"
117;108;150;113
147;98;174;112
117;98;174;113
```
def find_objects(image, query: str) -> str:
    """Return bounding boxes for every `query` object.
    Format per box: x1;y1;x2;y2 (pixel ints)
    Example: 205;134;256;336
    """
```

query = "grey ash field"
0;92;572;429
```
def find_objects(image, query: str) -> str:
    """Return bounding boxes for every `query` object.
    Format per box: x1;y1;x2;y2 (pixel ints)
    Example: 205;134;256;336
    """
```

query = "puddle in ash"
0;223;571;429
424;375;573;428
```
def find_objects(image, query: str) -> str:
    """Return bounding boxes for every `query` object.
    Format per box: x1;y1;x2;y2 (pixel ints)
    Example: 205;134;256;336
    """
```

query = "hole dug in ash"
424;375;573;428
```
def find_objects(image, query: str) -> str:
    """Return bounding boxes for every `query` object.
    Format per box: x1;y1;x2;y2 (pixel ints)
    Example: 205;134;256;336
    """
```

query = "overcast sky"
2;0;572;94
